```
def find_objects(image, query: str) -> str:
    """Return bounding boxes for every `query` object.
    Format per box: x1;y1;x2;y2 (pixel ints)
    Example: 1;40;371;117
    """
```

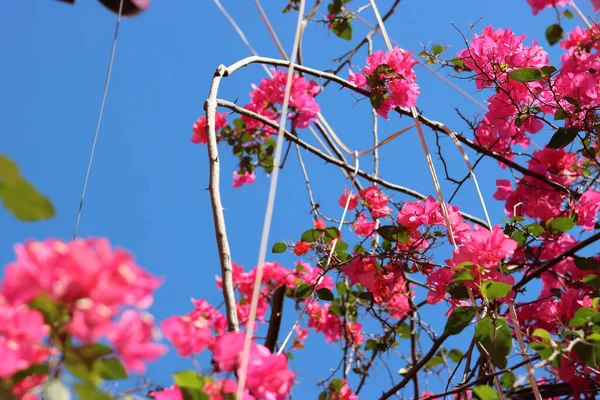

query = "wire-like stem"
235;1;306;397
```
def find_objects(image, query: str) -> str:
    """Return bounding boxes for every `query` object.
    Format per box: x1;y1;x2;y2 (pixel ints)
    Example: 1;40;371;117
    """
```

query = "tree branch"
205;66;240;332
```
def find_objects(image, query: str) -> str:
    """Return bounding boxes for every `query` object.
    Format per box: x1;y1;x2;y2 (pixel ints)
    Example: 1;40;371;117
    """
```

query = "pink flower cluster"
218;261;333;325
0;296;48;379
526;0;571;15
152;330;295;400
243;68;321;133
212;332;295;400
349;47;420;118
191;111;228;145
1;238;166;375
306;302;363;344
493;148;579;221
457;26;551;156
161;298;227;357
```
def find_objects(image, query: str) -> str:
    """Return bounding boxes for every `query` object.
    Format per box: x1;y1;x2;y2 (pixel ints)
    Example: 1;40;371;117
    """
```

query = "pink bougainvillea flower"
233;171;256;188
338;187;359;210
350;47;420;118
108;310;167;374
293;241;313;256
331;379;358;400
191;111;227;144
0;298;49;379
575;189;600;231
211;332;295;400
150;385;183;400
353;213;377;237
451;225;518;269
526;0;572;15
242;68;320;133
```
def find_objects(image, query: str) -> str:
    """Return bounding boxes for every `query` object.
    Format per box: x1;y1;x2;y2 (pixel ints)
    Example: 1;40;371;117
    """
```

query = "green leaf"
296;283;313;299
331;19;352;40
11;363;49;383
474;317;512;369
545;23;564;46
300;229;323;243
547;127;579;149
447;283;470;301
316;288;334;301
377;225;409;243
357;291;373;302
28;294;63;325
44;380;71;400
530;342;552;359
540;65;557;76
0;177;55;221
76;343;114;360
583;274;600;289
0;155;20;185
569;307;598;327
328;378;344;392
575;257;599;271
173;370;210;400
554;109;568;120
526;223;545;237
480;281;512;301
573;341;600;367
532;328;552;343
370;92;384;110
508;68;543;82
443;306;476;336
334;241;349;253
448;349;464;362
564;9;574;19
432;44;444;55
395;323;417;339
272;242;287;254
74;385;113;400
500;371;516;389
426;355;444;368
324;227;341;239
473;385;500;400
549;216;576;232
451;269;474;283
179;387;210;400
336;281;347;296
98;357;128;380
65;359;100;386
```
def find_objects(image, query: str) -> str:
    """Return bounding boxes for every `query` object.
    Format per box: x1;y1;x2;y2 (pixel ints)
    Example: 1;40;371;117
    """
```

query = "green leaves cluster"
0;154;54;221
327;0;353;40
220;119;277;178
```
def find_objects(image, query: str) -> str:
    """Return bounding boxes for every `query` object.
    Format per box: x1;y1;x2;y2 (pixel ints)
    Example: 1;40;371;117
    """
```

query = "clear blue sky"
1;0;596;398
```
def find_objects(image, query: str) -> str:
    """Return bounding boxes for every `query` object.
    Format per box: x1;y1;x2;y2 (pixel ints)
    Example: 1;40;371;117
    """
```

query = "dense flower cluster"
0;238;166;398
242;68;321;132
493;148;579;221
349;47;420;118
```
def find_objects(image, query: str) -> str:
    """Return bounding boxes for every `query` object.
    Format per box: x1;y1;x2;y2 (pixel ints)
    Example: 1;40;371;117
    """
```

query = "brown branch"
216;98;488;228
205;66;240;332
264;285;286;353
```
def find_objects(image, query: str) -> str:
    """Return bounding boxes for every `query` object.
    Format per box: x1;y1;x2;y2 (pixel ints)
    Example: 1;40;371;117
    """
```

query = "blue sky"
1;0;597;398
